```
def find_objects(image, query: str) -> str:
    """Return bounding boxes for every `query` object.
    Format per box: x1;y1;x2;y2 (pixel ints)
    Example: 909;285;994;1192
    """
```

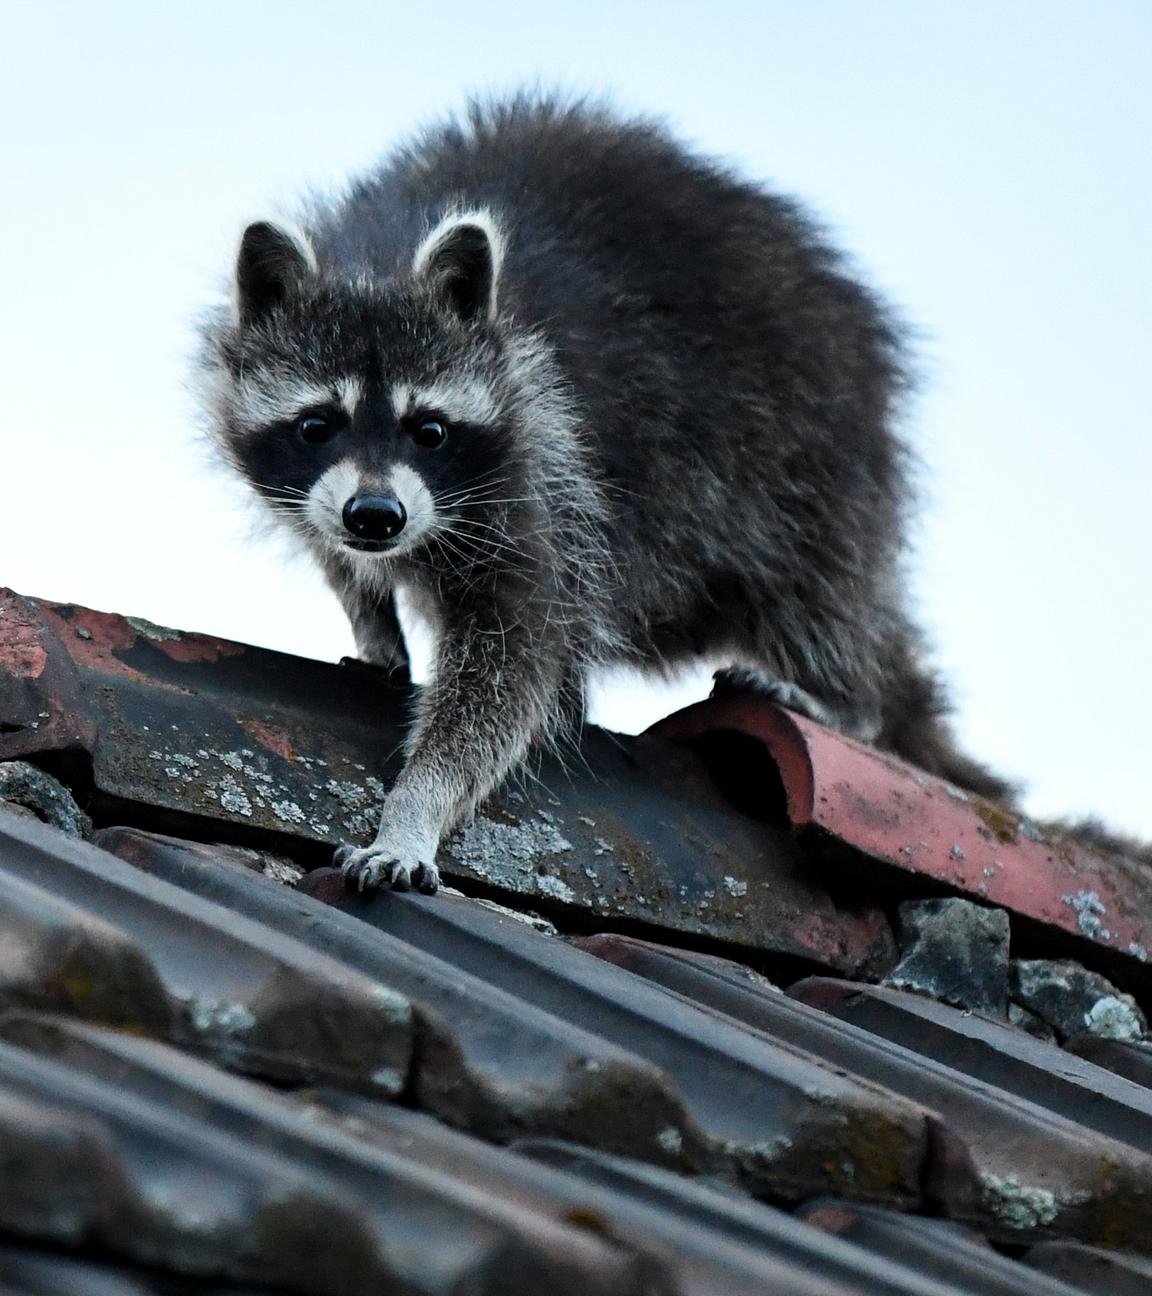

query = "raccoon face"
206;213;514;568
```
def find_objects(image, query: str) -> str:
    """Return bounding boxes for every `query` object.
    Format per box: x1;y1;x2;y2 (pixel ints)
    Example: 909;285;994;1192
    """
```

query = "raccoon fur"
199;95;1010;895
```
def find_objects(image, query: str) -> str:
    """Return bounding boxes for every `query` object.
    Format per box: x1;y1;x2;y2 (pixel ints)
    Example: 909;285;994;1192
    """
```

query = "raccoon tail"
877;641;1152;868
875;637;1017;803
1037;817;1152;869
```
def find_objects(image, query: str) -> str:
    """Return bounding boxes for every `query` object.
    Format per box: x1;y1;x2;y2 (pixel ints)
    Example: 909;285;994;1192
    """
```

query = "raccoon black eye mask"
199;96;1009;895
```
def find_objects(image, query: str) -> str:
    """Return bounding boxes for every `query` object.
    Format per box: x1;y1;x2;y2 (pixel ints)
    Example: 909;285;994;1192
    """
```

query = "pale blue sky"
1;1;1149;835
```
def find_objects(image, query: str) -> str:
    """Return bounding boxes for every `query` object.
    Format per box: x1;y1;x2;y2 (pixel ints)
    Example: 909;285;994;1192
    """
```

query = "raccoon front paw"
334;841;440;895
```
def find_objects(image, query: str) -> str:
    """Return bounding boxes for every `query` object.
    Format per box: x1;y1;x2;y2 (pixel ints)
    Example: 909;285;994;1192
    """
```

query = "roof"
1;584;1151;1295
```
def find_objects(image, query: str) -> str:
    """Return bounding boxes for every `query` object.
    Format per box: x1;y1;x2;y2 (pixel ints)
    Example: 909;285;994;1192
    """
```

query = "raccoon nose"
342;494;407;542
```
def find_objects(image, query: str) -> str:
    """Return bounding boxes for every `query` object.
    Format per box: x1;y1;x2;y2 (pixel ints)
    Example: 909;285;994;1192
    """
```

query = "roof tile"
1022;1240;1152;1294
1067;1035;1152;1088
0;1026;385;1294
650;695;1152;981
792;977;1152;1152
97;826;701;1161
298;869;944;1207
0;809;413;1095
101;825;941;1207
4;589;1152;1293
579;932;1152;1249
798;1201;1085;1296
0;1014;648;1296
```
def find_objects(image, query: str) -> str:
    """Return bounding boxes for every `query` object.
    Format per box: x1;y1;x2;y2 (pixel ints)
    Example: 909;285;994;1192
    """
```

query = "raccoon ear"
412;211;503;322
235;221;316;325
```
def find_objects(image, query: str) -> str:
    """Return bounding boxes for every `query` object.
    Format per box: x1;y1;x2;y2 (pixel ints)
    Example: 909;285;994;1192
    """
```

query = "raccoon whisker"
431;481;509;507
444;508;509;526
434;492;530;518
263;504;308;523
591;478;640;503
551;732;597;784
448;484;529;499
428;528;488;575
430;473;513;506
444;465;509;486
452;524;557;559
436;483;542;510
252;482;312;499
441;527;526;564
448;541;527;572
448;495;539;508
446;502;529;527
445;514;521;540
446;529;523;558
430;538;475;574
446;466;511;490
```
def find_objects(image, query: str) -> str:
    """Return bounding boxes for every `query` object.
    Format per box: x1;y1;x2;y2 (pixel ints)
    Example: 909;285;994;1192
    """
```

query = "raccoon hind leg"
711;666;881;741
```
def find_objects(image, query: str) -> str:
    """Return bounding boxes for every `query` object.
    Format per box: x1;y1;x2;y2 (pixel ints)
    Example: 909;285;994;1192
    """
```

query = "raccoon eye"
297;414;335;445
412;418;448;449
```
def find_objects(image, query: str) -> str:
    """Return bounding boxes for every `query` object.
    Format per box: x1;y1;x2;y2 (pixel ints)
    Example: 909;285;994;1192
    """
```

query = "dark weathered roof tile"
97;826;700;1161
1067;1035;1152;1089
295;868;946;1207
311;1093;966;1296
0;1030;384;1295
513;1140;963;1296
798;1201;1086;1296
0;1241;270;1296
1022;1240;1152;1295
100;824;939;1206
578;933;1152;1249
0;1014;659;1296
792;978;1152;1152
0;809;413;1095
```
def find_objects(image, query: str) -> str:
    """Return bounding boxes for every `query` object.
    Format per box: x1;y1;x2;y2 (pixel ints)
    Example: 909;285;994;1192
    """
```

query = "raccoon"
199;95;1009;895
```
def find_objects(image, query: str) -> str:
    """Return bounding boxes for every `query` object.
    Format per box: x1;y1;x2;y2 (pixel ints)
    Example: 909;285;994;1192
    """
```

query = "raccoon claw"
412;862;440;894
711;668;822;712
334;843;441;895
712;670;837;725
